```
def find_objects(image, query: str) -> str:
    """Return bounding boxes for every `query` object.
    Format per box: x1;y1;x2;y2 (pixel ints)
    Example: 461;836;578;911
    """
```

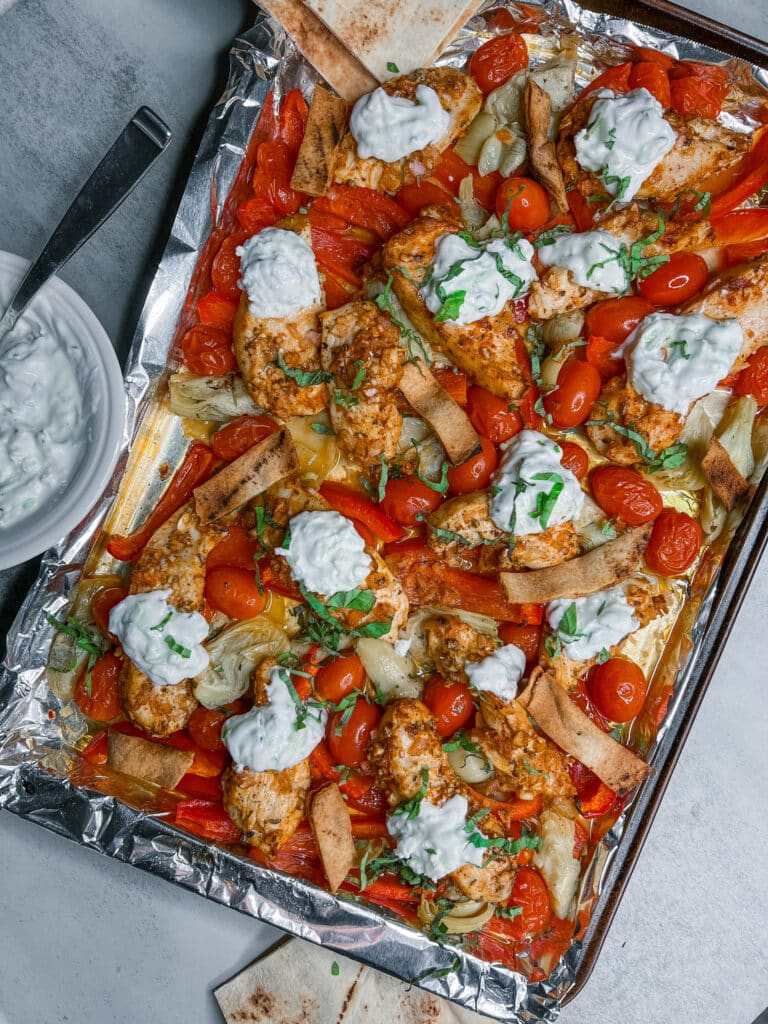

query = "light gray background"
1;2;767;1023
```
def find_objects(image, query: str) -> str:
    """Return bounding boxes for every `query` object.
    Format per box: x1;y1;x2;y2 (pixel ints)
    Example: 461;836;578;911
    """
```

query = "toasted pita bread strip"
524;80;568;214
702;437;750;510
500;524;651;604
399;360;480;466
193;429;298;524
518;670;651;794
107;732;194;790
290;86;348;196
308;782;355;893
257;0;377;102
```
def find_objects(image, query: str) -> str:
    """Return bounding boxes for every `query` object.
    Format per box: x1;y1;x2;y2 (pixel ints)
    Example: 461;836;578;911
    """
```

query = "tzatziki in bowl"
0;250;124;568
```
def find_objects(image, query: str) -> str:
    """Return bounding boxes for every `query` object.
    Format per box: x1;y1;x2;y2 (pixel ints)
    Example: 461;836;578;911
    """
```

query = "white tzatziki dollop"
222;664;327;772
574;88;676;203
420;233;537;325
489;430;585;536
275;510;372;595
0;329;86;530
387;793;485;882
546;586;639;662
465;644;527;702
349;85;450;162
109;590;209;687
237;227;321;319
537;229;629;294
620;311;743;415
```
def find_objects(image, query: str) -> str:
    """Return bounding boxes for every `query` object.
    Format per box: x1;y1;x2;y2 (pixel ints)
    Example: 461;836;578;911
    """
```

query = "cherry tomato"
206;526;260;571
559;441;589;480
466;385;523;443
629;61;671;107
669;61;729;120
543;360;601;428
498;623;541;663
584;296;655;346
568;761;618;817
197;290;239;333
470;33;529;94
422;676;475;737
433;366;468;406
91;586;129;640
204;566;266;619
589;657;647;722
590;465;663;525
380;476;443;527
180;325;236;376
493;867;551;939
396;180;453;217
580;61;632;99
447;435;499;495
735;347;768;405
314;652;365;704
495;177;550;232
585;335;624;380
187;701;249;752
645;509;703;575
327;697;381;768
75;651;122;722
638;252;708;306
211;231;248;301
210;415;279;461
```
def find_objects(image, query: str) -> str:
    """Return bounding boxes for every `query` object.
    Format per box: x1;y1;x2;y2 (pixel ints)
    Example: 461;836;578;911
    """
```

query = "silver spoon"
0;106;172;349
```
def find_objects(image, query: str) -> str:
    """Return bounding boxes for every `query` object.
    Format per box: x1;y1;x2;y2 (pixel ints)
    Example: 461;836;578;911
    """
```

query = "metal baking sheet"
1;2;767;1020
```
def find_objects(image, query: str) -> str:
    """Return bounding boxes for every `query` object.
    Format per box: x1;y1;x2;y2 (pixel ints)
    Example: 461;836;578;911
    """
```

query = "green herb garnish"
164;635;191;658
274;351;333;387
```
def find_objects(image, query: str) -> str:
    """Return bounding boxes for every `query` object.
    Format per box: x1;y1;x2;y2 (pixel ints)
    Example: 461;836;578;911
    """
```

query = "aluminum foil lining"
1;3;767;1021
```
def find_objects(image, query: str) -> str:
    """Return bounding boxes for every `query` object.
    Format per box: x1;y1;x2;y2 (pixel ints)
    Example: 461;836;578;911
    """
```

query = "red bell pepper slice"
312;185;410;241
277;88;309;158
318;481;405;543
177;773;224;801
566;187;596;231
709;130;768;218
340;875;421;903
711;208;768;245
171;799;241;843
160;731;228;778
81;729;109;765
258;555;303;601
107;442;219;563
465;785;544;822
350;817;390;840
432;366;468;406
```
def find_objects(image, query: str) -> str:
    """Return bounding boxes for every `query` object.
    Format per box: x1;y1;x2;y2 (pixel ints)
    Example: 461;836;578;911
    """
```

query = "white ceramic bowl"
0;250;125;569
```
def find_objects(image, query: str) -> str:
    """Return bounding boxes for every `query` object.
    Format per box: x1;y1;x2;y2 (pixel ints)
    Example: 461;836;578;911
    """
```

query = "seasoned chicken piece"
478;523;581;573
423;613;498;680
320;300;403;468
683;253;768;363
120;503;223;737
382;209;528;401
333;68;481;192
368;698;458;807
452;857;515;903
221;759;310;857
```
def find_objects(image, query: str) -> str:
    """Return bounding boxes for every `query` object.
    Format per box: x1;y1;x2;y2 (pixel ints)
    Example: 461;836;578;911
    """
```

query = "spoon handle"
0;106;172;344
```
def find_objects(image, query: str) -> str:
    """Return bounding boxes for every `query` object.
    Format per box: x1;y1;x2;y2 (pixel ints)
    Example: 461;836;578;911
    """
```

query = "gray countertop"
1;2;767;1022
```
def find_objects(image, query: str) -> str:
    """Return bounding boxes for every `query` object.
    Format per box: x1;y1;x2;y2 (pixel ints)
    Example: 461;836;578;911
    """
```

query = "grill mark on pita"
335;965;365;1023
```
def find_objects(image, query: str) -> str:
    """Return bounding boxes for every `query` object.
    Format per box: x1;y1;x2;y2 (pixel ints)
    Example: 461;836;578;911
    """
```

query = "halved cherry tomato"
210;414;279;461
396;180;453;217
466;386;523;443
187;700;249;752
206;526;260;571
585;334;624;380
710;130;768;218
172;799;241;844
543;360;601;428
638;252;708;306
498;623;541;663
447;435;498;495
318;481;404;543
91;586;129;639
211;231;248;301
327;697;381;768
559;441;589;480
380;476;443;527
75;651;122;721
422;676;475;737
589;656;647;722
312;186;409;241
433;366;468;406
669;61;729;120
584;296;655;345
432;149;501;209
645;509;703;575
735;347;768;405
314;652;365;704
580;61;632;98
629;61;671;107
470;33;529;93
492;867;551;939
590;465;663;525
495;177;550;232
180;324;236;376
568;761;618;817
197;290;239;333
204;566;266;619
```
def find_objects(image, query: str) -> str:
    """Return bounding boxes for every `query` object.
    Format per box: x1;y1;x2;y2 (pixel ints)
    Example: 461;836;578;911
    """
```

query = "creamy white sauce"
489;430;584;536
621;312;743;415
387;793;484;882
237;227;321;319
574;88;676;203
222;664;326;772
465;643;526;702
537;230;628;294
420;233;537;325
275;510;371;595
0;328;86;530
547;586;639;661
349;85;450;162
109;590;209;687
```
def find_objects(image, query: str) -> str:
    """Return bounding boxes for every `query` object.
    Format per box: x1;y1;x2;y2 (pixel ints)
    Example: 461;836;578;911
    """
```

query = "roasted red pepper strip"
106;442;219;563
318;481;405;543
341;875;421;903
312;185;410;240
465;785;544;821
709;130;768;218
711;208;768;244
171;799;241;843
350;817;390;840
177;773;224;801
432;366;469;406
160;731;228;778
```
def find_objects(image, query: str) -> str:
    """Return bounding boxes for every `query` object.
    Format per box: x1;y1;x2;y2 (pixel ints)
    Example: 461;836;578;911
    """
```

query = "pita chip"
399;359;480;466
524;80;568;214
308;783;355;893
702;436;750;510
107;732;193;791
291;85;348;196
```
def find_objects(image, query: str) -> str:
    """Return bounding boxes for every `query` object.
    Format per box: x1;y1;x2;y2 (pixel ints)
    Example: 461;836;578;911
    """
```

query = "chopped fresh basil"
325;589;376;613
392;765;429;820
495;905;523;920
669;338;690;360
164;635;191;658
597;647;610;664
530;471;564;530
274;351;333;387
386;61;399;73
311;422;335;435
46;613;104;697
434;288;467;323
377;453;390;503
376;274;431;365
415;460;450;494
331;961;340;976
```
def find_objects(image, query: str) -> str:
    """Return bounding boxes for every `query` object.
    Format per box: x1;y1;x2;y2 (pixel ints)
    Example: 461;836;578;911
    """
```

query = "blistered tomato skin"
735;348;768;406
589;657;647;722
492;867;551;940
638;252;708;306
314;652;365;704
447;435;499;495
590;465;663;525
422;676;475;737
645;509;703;575
380;477;443;526
558;441;589;480
543;360;602;428
495;177;550;232
470;33;529;94
466;386;523;444
327;697;381;768
585;296;655;345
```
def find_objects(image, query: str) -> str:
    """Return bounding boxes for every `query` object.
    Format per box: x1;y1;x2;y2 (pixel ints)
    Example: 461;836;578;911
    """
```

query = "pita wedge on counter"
303;0;484;80
215;938;492;1024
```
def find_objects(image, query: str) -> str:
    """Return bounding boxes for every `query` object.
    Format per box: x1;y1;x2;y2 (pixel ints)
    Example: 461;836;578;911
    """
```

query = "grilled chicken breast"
452;858;515;903
423;613;499;681
222;759;310;857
